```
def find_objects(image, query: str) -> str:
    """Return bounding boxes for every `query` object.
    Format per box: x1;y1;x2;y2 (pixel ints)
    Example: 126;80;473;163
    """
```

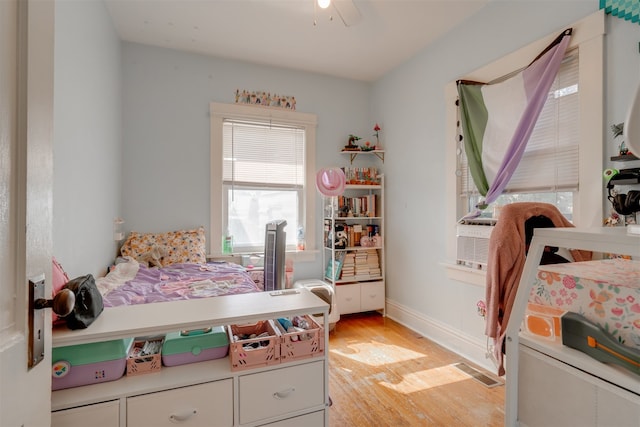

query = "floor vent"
453;363;502;388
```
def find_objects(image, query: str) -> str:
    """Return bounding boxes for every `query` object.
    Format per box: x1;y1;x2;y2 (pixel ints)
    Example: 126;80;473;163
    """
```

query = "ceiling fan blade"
333;0;361;27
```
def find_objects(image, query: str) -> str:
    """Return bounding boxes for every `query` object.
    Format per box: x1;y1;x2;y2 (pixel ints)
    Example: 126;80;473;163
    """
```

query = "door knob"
35;288;75;317
29;279;76;369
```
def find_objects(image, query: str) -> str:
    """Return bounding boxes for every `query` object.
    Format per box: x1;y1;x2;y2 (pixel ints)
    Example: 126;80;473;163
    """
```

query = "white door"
0;0;55;426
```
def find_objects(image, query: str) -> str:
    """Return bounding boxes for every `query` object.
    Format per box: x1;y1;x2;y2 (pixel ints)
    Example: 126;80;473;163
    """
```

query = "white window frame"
444;11;605;285
210;102;317;260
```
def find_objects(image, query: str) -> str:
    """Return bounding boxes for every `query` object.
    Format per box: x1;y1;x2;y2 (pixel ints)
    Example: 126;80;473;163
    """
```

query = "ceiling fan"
315;0;361;27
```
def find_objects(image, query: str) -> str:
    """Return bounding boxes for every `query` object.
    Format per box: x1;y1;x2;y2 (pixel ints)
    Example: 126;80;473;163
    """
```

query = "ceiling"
104;0;490;82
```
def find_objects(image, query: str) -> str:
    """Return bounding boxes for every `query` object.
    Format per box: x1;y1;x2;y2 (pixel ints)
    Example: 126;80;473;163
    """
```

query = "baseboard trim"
385;298;498;375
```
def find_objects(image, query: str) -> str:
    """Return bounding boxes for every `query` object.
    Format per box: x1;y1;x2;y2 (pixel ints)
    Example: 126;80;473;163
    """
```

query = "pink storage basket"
275;315;325;362
227;320;281;371
126;337;163;376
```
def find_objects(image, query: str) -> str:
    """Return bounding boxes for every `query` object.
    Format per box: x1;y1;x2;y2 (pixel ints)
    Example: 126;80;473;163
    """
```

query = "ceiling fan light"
318;0;331;9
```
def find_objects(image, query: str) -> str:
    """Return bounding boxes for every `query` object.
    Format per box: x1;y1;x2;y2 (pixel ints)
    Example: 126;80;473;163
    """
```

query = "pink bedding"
99;260;261;307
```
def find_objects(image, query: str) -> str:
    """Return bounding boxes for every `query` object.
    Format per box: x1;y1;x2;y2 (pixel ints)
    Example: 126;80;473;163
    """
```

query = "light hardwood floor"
328;312;504;426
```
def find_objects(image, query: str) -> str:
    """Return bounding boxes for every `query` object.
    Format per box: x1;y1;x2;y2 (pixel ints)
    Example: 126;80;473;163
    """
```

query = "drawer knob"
169;409;197;423
273;387;295;399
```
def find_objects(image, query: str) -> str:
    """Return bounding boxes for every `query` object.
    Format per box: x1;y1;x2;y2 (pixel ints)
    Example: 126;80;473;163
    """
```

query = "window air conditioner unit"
456;218;497;270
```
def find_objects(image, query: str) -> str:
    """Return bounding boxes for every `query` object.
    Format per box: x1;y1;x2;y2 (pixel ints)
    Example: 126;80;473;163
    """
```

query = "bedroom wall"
53;0;123;277
54;0;638;374
120;43;372;279
372;1;640;371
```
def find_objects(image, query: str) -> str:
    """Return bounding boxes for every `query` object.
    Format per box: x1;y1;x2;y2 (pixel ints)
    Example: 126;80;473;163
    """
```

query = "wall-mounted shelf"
610;154;639;161
341;150;385;164
607;168;640;186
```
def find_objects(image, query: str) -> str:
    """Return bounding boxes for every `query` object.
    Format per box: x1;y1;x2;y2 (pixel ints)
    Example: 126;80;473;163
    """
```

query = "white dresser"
51;290;329;427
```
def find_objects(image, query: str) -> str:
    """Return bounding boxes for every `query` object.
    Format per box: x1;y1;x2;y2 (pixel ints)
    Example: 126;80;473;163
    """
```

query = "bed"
95;226;261;308
97;258;261;307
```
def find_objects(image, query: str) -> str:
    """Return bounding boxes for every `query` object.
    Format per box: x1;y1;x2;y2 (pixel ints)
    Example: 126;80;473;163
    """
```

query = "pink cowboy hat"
316;167;346;197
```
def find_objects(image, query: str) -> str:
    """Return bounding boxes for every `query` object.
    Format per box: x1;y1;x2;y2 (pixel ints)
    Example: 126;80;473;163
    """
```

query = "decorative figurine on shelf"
344;134;361;151
361;140;374;151
603;209;621;227
373;123;382;150
611;123;628;155
361;123;382;151
360;235;380;247
334;224;348;249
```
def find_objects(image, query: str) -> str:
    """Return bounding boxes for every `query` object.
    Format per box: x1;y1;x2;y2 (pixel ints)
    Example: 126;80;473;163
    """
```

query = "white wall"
119;43;372;279
373;2;640;371
53;0;122;277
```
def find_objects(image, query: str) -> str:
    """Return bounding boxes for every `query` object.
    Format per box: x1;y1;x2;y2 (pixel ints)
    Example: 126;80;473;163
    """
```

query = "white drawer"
336;283;360;314
127;379;233;427
52;400;120;427
258;410;325;427
239;361;324;425
360;281;384;312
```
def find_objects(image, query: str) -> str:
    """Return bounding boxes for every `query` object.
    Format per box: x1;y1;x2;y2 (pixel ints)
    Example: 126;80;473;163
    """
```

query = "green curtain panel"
600;0;640;24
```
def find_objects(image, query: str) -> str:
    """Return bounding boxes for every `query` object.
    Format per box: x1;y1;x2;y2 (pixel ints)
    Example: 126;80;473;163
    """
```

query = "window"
444;11;605;280
459;51;579;220
210;103;317;257
222;120;304;252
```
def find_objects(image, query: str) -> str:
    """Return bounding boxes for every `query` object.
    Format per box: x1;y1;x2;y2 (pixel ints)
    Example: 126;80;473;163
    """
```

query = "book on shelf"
325;260;342;281
342;167;380;185
340;253;356;279
336;194;377;218
324;219;333;247
325;251;346;280
326;222;381;248
332;249;380;281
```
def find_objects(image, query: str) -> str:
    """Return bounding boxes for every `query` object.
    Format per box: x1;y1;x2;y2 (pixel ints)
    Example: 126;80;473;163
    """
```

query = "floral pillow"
120;227;207;266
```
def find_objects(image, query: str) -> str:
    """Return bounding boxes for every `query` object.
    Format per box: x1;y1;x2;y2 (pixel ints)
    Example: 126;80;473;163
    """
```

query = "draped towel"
484;202;591;376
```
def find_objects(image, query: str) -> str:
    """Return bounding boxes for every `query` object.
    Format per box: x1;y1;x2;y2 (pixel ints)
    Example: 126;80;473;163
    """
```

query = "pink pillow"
52;257;69;293
52;257;69;323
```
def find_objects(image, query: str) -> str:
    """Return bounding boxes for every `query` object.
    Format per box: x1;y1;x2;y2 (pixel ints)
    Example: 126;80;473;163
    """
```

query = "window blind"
460;50;579;196
223;120;305;188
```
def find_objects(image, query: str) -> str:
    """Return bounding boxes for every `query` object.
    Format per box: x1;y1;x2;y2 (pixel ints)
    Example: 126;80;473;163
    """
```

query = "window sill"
441;262;487;287
207;249;318;264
